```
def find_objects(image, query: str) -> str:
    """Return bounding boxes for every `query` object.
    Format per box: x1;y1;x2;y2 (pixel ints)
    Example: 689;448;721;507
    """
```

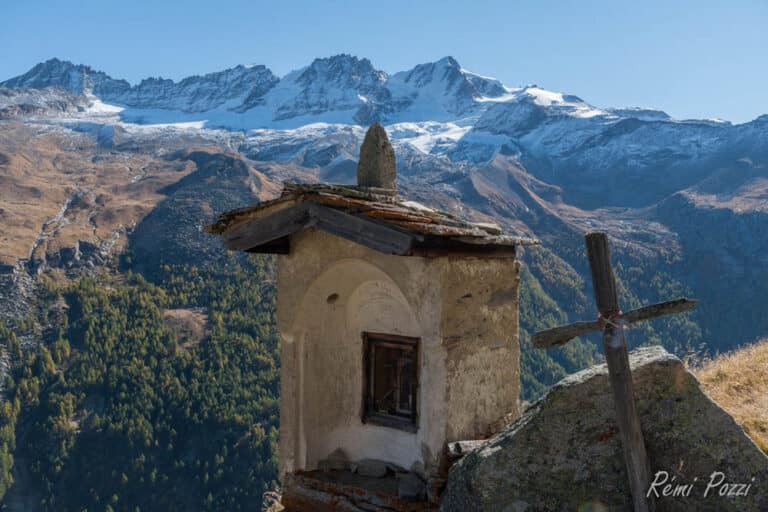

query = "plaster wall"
277;230;446;476
276;229;521;479
439;259;521;440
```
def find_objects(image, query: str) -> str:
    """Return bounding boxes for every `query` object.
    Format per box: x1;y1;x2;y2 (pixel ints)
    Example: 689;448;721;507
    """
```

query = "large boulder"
441;346;768;511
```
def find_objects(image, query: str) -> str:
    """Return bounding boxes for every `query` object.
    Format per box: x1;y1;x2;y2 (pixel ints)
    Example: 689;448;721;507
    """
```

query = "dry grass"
0;126;280;268
0;123;194;265
694;339;768;453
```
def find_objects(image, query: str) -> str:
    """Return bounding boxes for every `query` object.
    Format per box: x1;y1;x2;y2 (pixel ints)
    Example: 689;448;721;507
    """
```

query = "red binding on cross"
598;310;624;328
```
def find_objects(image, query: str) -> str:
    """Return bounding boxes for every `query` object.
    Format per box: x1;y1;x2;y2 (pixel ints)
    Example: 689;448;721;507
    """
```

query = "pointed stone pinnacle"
356;123;397;190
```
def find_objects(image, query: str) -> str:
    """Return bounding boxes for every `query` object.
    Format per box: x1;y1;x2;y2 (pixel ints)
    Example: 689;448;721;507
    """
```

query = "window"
362;332;419;432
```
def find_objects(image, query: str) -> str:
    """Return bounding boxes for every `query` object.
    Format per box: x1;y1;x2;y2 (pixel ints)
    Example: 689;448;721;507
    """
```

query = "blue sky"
2;0;766;123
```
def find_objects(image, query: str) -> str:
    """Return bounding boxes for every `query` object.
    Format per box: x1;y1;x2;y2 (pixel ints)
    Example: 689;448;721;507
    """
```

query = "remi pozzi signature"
647;471;755;498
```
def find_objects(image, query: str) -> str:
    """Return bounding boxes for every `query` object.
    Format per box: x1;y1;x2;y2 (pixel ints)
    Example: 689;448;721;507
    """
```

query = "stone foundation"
282;471;436;512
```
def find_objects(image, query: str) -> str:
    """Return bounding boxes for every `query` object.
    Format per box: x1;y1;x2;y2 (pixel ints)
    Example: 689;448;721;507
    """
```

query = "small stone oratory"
208;124;537;509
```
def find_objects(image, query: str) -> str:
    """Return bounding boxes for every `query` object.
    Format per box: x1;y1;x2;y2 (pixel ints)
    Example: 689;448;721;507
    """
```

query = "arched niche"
284;257;430;471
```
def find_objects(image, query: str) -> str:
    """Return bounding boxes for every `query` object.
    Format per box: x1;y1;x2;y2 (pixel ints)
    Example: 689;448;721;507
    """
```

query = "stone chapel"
207;123;538;510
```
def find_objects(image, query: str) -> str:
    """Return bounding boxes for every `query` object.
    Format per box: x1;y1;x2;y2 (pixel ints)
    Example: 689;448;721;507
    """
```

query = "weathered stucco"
277;229;521;480
440;259;521;441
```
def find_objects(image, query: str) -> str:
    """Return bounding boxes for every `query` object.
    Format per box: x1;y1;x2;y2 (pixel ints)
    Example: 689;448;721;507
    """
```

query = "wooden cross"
532;232;697;512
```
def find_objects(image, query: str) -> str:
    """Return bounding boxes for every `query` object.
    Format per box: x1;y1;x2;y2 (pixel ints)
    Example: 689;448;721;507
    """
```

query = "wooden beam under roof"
220;201;526;258
223;202;314;252
223;202;419;255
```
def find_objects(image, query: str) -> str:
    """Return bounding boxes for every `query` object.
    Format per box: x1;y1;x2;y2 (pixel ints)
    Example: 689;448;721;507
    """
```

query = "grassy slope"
694;340;768;453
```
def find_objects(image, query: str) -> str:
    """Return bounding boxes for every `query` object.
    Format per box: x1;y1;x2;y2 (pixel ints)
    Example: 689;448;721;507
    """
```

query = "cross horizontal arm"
532;298;698;349
532;320;600;349
621;298;697;325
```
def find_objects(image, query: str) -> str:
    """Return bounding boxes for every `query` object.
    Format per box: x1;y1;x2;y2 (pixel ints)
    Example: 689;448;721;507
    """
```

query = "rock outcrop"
441;346;768;512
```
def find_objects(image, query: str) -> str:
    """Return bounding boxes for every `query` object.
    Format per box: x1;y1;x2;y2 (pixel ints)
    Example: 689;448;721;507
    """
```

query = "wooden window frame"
361;332;420;433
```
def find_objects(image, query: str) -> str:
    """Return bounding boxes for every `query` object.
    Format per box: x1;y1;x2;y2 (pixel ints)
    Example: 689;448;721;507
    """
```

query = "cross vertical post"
585;232;654;512
532;232;697;510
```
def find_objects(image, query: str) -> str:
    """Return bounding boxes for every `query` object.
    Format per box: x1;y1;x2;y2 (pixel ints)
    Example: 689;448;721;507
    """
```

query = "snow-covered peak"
2;58;131;98
2;58;84;91
386;56;508;121
437;56;460;68
269;55;390;123
293;55;387;89
115;64;279;112
511;86;609;118
392;56;464;88
391;56;505;96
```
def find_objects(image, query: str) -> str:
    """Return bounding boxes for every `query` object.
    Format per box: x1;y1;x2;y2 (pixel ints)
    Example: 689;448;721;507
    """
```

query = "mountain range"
1;55;516;123
2;53;768;387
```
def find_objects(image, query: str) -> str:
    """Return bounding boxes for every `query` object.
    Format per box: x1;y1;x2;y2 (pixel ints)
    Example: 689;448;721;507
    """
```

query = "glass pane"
372;344;399;414
397;357;413;415
365;336;418;427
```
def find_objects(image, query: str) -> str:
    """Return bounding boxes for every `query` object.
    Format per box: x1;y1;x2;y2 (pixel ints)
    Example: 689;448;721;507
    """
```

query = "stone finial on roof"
356;123;396;190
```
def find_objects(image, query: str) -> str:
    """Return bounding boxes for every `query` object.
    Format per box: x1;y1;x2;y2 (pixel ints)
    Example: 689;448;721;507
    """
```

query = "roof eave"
217;202;537;258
